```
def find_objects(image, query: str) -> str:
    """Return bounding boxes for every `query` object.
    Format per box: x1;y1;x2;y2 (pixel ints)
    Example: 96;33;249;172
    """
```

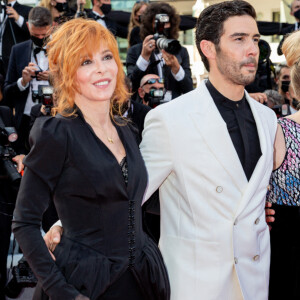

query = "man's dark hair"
195;0;256;71
28;6;52;27
140;2;180;40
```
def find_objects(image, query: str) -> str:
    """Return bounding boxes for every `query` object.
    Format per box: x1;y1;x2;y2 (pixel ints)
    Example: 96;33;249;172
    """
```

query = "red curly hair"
47;18;128;118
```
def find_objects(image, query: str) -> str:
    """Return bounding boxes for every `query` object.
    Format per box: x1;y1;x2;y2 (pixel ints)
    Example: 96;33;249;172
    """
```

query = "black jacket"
12;112;170;300
87;11;128;38
126;42;193;100
1;1;31;73
3;39;32;129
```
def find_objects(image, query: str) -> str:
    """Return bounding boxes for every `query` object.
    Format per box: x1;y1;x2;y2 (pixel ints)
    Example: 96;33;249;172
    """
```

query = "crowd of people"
1;0;300;299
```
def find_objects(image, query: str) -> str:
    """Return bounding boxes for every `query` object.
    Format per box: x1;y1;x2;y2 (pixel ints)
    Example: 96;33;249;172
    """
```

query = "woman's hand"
161;49;180;75
141;35;156;61
43;225;63;260
12;154;25;173
265;202;275;230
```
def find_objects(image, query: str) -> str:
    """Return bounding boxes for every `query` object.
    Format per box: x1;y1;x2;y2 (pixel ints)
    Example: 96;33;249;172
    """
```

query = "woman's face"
75;45;118;105
135;4;147;23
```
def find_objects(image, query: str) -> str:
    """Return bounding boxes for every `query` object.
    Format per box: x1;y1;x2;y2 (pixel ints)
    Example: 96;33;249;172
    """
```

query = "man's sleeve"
176;46;193;94
140;108;173;202
3;46;28;108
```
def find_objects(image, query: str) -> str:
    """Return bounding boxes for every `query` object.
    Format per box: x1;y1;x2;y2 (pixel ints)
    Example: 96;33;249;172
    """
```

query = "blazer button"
234;219;238;226
253;255;260;261
234;257;238;264
254;218;260;225
216;186;223;193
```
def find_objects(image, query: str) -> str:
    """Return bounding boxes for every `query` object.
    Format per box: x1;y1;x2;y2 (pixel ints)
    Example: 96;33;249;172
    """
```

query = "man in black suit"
278;0;300;55
0;106;24;300
0;0;31;74
126;2;193;102
87;0;127;38
3;6;52;153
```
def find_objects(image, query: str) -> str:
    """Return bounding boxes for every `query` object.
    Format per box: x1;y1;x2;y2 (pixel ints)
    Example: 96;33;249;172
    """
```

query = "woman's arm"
12;117;85;300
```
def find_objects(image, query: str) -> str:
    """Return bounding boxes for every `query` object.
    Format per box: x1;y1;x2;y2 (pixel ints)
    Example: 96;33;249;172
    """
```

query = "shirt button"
234;219;238;226
234;257;238;264
253;255;260;261
254;218;260;225
216;186;223;193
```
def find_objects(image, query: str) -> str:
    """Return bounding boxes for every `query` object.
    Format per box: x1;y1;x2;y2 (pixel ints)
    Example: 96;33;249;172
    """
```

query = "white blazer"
140;81;277;300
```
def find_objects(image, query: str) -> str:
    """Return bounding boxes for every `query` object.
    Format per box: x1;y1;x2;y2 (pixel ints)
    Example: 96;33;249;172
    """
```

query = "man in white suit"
45;1;277;299
140;1;276;299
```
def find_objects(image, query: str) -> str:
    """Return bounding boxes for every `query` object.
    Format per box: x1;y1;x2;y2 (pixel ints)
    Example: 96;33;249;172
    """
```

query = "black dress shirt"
206;80;261;180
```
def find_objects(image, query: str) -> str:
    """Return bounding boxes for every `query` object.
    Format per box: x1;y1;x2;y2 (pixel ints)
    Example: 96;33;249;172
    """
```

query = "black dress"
12;111;170;300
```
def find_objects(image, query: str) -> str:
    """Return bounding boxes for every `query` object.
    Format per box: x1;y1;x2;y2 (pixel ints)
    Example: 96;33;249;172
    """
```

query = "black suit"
129;100;151;141
3;39;32;129
3;39;33;152
1;2;31;73
126;43;193;100
87;10;127;38
0;106;19;300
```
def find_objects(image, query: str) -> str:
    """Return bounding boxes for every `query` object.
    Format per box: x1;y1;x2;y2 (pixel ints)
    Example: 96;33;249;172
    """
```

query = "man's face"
279;67;291;83
28;23;51;39
214;15;260;87
100;0;110;6
142;78;164;94
291;0;300;18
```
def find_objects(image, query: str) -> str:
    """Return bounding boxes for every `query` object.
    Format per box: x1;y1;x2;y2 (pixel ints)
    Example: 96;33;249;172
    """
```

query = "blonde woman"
127;1;148;47
267;30;300;300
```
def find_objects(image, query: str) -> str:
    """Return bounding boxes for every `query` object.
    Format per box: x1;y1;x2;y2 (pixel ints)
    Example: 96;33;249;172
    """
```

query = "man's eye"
253;38;260;43
81;59;92;66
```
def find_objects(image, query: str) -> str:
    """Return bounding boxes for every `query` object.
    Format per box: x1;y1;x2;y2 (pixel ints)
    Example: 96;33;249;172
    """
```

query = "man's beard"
216;52;258;86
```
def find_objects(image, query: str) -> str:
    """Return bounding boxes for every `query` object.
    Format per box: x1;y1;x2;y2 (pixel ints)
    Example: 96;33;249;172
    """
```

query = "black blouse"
206;80;262;180
12;111;170;300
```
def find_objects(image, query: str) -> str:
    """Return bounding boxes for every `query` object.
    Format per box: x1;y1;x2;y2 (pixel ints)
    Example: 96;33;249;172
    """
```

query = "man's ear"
200;40;217;61
138;87;145;99
26;21;30;31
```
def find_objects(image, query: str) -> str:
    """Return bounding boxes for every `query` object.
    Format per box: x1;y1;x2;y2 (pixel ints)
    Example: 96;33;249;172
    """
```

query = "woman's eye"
103;54;113;61
81;59;92;66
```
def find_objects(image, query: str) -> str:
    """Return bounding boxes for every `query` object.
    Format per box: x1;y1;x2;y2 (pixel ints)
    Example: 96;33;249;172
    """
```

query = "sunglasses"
142;78;164;87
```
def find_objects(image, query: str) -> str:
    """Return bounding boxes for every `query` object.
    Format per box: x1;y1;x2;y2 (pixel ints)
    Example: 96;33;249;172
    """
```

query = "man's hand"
249;92;268;104
6;5;20;21
43;225;63;260
265;201;275;230
12;154;25;173
37;70;50;81
161;49;180;75
21;62;38;87
141;35;156;61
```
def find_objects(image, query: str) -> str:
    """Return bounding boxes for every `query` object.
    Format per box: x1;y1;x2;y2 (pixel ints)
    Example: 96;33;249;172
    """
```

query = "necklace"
83;113;114;144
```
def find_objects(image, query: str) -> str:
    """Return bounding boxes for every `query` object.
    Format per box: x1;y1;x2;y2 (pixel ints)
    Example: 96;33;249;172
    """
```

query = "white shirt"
17;45;49;116
92;11;107;28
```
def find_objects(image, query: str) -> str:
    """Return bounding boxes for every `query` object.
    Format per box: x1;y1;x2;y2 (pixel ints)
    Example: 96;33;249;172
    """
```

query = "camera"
5;258;37;298
153;14;181;55
271;104;289;118
32;85;54;115
0;123;21;187
144;88;165;108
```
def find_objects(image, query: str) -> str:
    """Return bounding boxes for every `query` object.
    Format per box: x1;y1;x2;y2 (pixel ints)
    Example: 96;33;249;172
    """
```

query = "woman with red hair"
12;18;170;300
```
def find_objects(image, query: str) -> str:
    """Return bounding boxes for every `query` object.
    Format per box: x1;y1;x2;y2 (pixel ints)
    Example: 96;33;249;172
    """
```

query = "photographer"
138;73;165;107
0;0;31;74
3;6;52;153
126;2;193;101
0;106;24;300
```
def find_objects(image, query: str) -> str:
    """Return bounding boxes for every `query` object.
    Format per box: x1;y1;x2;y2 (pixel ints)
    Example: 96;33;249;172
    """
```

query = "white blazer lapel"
235;93;269;217
189;82;248;193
